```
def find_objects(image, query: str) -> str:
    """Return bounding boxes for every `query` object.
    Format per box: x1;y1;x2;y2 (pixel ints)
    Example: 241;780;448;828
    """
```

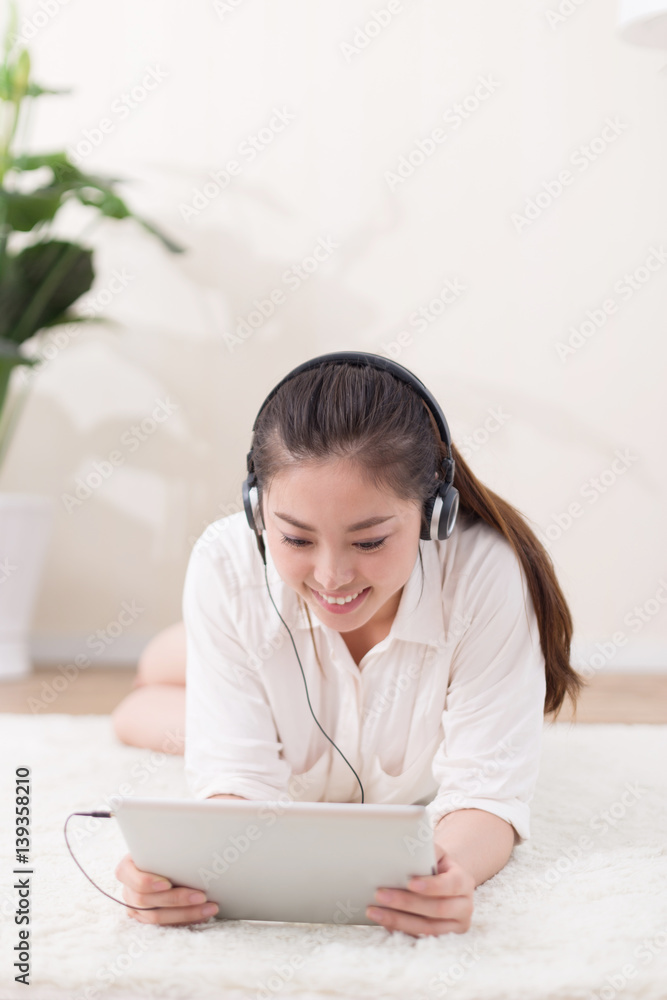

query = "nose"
312;547;356;592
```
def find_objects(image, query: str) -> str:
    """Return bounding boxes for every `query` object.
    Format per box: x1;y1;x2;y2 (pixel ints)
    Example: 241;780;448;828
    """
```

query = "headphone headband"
242;351;459;552
250;351;453;454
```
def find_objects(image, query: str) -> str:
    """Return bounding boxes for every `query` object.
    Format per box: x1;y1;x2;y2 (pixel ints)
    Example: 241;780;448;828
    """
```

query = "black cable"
261;555;365;804
63;812;161;910
64;537;365;915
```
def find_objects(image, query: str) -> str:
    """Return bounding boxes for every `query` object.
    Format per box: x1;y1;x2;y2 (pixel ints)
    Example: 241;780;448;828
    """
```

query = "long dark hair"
251;361;586;719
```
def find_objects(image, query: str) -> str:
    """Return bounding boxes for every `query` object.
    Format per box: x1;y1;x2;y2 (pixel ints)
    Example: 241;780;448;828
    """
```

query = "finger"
407;867;474;897
372;888;472;923
121;884;212;911
367;904;464;938
115;853;174;894
126;901;219;926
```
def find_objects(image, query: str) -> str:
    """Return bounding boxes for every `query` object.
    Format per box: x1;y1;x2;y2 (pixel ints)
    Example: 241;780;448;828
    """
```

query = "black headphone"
242;351;459;563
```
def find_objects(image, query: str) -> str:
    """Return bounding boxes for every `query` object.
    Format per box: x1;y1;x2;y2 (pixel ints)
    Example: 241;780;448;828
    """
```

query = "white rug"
0;715;665;1000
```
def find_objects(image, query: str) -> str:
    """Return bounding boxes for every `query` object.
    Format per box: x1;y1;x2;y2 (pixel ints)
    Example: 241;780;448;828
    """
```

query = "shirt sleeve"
424;537;547;846
182;538;293;801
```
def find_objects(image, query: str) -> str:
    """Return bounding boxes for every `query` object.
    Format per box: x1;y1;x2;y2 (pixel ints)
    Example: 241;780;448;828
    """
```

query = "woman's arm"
433;808;515;887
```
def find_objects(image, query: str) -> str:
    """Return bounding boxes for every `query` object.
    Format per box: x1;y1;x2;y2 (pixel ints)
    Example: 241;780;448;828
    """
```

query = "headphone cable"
63;811;162;910
261;554;365;804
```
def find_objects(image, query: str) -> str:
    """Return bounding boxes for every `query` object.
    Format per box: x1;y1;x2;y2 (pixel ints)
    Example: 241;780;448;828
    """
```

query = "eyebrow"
273;512;396;532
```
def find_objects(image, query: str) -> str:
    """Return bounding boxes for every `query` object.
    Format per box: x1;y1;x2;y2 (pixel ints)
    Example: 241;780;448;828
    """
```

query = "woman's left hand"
365;843;475;937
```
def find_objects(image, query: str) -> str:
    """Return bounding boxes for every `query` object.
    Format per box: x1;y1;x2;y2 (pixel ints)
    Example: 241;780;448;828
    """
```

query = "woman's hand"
115;796;245;924
114;853;220;925
365;843;475;937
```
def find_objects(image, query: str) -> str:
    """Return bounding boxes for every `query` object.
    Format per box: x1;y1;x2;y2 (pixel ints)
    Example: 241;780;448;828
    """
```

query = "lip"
309;585;371;615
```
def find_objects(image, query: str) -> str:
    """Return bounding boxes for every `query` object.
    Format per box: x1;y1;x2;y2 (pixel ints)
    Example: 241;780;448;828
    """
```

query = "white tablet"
112;796;437;926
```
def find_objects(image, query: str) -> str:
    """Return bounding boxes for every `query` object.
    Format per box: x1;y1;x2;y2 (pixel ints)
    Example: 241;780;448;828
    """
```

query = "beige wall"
1;0;665;672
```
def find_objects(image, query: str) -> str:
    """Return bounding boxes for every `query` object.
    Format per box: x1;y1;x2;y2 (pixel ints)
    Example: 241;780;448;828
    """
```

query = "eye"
356;538;386;551
279;535;387;552
280;535;309;548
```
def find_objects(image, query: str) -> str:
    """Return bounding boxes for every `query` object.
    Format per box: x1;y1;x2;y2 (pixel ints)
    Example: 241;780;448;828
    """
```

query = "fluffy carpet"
0;715;665;1000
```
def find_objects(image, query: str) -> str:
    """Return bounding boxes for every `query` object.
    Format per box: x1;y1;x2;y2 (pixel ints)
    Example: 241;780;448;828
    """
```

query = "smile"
309;586;371;613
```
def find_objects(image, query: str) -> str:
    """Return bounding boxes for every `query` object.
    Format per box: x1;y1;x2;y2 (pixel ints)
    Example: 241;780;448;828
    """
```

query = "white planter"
0;494;55;681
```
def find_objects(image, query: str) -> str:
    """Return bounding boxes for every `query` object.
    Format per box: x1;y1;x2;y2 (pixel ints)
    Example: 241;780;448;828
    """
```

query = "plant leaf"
39;311;112;330
0;187;62;230
0;240;94;343
25;82;71;97
71;184;185;253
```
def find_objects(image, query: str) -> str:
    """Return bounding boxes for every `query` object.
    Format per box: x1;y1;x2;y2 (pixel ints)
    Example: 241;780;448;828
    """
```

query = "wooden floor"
0;666;666;722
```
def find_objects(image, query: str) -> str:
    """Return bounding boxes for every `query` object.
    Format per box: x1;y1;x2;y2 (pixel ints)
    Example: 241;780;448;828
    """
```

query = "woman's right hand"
115;854;219;925
114;794;245;924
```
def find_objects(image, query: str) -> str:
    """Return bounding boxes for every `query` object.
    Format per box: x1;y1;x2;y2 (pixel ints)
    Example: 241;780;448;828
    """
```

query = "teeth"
317;589;362;605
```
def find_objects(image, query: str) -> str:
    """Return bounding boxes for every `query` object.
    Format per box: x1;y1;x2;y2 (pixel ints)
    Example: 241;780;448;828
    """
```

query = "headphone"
240;351;459;807
242;351;459;562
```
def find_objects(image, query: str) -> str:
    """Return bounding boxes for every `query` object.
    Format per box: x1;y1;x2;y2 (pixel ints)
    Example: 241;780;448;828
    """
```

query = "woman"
112;354;584;937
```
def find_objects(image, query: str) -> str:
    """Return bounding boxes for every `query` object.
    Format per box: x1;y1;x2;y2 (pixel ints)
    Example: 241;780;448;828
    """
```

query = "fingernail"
410;879;426;890
189;891;207;903
202;903;218;916
151;879;171;890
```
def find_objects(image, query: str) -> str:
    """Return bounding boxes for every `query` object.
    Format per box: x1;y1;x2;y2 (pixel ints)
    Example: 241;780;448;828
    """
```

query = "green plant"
0;1;184;472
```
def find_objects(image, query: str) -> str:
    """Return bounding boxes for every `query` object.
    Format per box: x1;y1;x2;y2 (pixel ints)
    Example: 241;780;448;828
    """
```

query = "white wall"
1;0;666;674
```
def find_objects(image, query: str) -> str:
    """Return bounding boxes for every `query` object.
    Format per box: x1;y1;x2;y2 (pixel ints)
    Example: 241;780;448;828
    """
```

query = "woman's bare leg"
111;622;187;755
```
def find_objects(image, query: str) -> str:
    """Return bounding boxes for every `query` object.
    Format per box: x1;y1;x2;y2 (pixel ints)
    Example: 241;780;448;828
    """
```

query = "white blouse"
183;509;547;845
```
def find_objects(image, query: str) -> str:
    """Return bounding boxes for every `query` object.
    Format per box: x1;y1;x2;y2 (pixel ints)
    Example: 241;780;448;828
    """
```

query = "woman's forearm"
433;808;516;887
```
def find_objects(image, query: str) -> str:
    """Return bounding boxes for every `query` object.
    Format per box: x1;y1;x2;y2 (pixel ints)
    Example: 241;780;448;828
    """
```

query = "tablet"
112;796;437;926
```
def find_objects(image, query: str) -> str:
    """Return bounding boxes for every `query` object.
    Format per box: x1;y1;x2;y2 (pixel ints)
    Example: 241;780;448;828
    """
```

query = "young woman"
112;354;584;938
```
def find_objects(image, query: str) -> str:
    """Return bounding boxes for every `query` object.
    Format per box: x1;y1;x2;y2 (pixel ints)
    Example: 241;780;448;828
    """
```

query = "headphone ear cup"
242;477;264;535
421;484;460;540
438;486;459;539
